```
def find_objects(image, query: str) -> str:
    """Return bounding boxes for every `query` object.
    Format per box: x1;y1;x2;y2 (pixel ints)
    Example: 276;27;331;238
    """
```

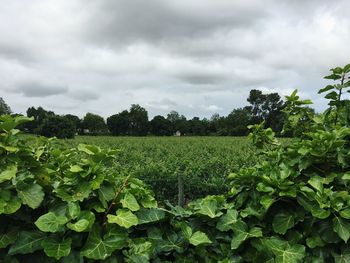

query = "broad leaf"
107;209;138;228
272;212;295;234
121;193;140;212
231;221;262;249
264;237;305;263
35;212;68;232
0;164;17;184
0;229;17;248
9;231;46;254
216;209;238;231
17;183;44;209
333;217;350;242
189;231;212;246
81;226;126;260
42;237;72;260
136;208;165;224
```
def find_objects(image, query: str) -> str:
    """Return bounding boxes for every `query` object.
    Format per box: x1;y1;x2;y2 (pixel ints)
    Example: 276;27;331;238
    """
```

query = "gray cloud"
0;0;349;118
13;83;68;97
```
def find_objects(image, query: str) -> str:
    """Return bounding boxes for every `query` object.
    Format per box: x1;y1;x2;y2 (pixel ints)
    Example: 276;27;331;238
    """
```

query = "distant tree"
107;110;130;135
150;115;172;136
166;111;181;123
226;106;252;136
247;89;285;133
188;117;206;135
82;113;107;135
128;104;149;136
0;97;11;115
39;115;76;139
167;111;188;134
65;114;82;134
26;106;55;133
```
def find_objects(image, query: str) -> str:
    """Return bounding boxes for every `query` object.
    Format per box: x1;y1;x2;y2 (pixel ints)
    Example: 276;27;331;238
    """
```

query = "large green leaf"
333;217;350;242
263;237;305;263
0;164;17;184
81;226;126;260
9;231;46;254
17;183;44;209
121;193;140;212
42;237;72;260
0;190;21;214
0;229;17;248
35;212;68;232
231;221;262;249
272;212;295;234
67;211;95;232
136;208;165;224
189;231;212;246
197;199;222;218
333;248;350;263
107;209;138;228
216;209;238;231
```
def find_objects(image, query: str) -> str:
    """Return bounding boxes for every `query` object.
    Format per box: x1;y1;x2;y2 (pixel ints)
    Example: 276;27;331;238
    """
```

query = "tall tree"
247;89;284;133
167;111;188;134
107;110;130;135
26;106;55;133
39;115;76;139
82;113;107;135
128;104;149;136
65;114;82;134
150;115;172;136
0;97;11;115
226;106;252;136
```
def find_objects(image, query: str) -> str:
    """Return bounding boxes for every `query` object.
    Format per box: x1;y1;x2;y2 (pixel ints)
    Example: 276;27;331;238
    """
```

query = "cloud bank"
0;0;349;118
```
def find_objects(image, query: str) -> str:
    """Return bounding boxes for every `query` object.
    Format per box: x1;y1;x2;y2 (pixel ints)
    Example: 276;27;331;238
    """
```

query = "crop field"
65;136;261;203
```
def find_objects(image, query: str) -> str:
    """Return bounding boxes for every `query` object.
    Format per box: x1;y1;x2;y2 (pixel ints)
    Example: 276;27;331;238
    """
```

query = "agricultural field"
64;136;261;203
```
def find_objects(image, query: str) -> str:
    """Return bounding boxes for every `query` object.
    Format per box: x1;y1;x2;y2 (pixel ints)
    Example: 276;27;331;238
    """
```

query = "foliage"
0;97;11;115
1;64;350;262
82;113;107;135
247;89;285;133
128;104;149;136
39;115;76;139
66;135;259;203
25;106;55;133
107;110;130;135
150;115;172;136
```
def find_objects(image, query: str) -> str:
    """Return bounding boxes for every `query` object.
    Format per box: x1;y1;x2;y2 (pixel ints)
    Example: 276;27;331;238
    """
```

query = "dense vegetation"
6;88;287;138
0;64;350;262
65;136;260;203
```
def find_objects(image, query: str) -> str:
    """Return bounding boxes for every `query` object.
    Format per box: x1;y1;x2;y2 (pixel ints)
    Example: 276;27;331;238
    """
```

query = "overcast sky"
0;0;349;119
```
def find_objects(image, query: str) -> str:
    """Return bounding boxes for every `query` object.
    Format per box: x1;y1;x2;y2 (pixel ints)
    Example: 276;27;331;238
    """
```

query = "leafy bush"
1;64;350;262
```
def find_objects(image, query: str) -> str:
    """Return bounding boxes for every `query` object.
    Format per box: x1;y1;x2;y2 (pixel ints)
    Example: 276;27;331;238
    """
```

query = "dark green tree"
226;106;252;136
65;114;82;134
150;115;172;136
26;106;55;133
128;104;149;136
247;89;285;133
39;115;76;139
166;111;188;135
82;113;107;135
0;97;11;115
107;110;130;135
188;117;206;135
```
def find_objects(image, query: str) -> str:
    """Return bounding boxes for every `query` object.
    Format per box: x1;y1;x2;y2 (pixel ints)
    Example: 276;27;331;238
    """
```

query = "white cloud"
0;0;349;118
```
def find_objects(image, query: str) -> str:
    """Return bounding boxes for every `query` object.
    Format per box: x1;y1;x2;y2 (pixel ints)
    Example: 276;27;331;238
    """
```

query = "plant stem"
103;175;130;227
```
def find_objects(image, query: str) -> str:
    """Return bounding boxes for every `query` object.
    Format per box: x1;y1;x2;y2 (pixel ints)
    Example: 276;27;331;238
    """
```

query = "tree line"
0;89;310;138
